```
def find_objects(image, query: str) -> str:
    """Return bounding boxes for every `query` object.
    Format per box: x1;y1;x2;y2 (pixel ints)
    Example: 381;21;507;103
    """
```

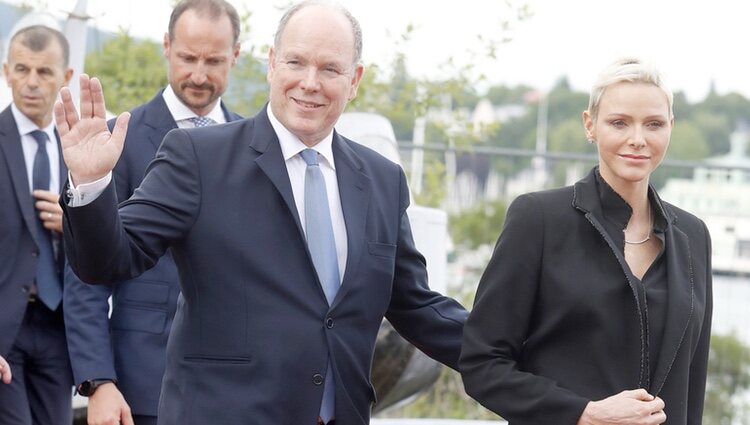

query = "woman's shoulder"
511;185;575;209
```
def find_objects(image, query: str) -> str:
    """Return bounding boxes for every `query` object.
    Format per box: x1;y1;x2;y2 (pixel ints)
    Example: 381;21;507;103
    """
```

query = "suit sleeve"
687;220;713;424
62;136;144;387
459;193;589;424
385;169;468;370
62;128;201;284
63;265;116;386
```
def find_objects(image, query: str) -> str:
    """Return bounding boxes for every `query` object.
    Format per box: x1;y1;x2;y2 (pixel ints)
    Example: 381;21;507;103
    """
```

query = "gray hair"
587;57;673;121
274;0;363;66
9;25;70;67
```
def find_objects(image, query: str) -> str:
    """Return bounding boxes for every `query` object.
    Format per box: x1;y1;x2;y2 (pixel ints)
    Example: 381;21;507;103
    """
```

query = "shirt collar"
266;104;335;169
11;103;55;139
162;84;226;124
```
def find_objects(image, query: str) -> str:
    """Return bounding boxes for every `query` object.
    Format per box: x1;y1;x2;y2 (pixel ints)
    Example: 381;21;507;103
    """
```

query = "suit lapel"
0;108;38;243
54;129;67;188
249;110;304;236
330;133;370;307
651;222;695;395
250;109;372;307
143;94;179;151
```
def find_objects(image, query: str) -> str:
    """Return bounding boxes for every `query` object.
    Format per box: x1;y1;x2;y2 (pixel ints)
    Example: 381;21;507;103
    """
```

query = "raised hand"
54;74;130;186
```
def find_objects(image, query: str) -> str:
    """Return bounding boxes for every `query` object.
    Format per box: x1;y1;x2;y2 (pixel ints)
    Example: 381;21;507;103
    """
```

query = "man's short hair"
274;0;363;66
8;25;70;67
168;0;241;45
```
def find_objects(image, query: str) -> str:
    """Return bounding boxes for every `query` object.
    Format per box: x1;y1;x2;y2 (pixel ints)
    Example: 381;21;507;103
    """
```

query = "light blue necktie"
189;116;216;127
300;148;340;422
30;130;62;310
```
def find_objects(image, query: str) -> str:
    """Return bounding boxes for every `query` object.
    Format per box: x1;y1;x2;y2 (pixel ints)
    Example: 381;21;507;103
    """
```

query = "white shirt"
12;103;60;194
162;85;227;128
267;105;348;284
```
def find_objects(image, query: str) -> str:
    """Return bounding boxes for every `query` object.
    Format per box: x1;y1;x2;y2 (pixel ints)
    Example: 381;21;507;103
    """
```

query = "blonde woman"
461;57;712;425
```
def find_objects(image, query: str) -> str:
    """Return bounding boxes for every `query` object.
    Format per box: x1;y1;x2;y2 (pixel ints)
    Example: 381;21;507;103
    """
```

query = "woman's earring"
587;137;596;144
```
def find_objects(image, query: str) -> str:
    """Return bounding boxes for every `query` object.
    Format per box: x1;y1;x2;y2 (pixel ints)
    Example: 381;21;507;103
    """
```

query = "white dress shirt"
267;105;348;284
12;103;60;194
162;85;227;128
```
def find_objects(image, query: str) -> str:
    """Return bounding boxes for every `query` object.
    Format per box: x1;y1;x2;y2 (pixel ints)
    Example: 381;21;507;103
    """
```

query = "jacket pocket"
368;241;397;258
110;305;167;334
183;355;252;364
119;280;171;304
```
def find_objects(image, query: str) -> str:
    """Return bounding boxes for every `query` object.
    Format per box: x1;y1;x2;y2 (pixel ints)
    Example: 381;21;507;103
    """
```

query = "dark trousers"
0;302;73;425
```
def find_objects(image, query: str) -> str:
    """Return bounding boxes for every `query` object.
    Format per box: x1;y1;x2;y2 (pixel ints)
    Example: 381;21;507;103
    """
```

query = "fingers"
33;189;60;203
90;77;108;119
55;86;79;138
111;111;131;149
647;396;665;412
622;388;655;401
121;411;135;425
79;73;93;119
34;190;64;233
0;357;11;384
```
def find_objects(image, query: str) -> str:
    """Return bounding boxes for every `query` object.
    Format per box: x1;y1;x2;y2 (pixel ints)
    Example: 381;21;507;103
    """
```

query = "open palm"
54;74;130;185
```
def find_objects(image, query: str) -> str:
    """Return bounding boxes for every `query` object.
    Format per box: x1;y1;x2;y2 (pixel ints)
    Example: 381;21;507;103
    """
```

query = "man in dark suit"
62;1;242;425
0;25;73;425
56;1;468;424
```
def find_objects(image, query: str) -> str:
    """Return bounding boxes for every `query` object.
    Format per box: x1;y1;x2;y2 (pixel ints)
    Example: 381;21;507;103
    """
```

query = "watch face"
79;379;111;396
78;381;94;396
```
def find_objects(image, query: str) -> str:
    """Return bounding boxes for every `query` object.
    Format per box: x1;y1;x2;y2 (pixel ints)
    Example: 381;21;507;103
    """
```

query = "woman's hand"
577;389;666;425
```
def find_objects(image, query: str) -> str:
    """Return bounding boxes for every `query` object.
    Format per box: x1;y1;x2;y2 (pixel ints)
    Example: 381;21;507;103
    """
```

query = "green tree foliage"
704;333;750;425
224;52;268;117
379;368;500;420
668;120;710;161
84;32;167;114
449;199;507;250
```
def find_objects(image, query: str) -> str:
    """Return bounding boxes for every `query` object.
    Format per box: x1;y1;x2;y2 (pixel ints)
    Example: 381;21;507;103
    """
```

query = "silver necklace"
624;209;653;245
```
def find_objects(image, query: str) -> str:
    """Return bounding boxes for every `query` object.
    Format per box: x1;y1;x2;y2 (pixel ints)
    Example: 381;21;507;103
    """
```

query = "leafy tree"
449;199;507;250
224;52;268;117
669;120;710;161
84;32;167;114
704;333;750;425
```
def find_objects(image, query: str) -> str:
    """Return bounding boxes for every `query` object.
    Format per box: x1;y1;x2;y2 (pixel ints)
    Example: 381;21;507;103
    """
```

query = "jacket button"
312;374;324;385
31;251;39;258
326;318;334;329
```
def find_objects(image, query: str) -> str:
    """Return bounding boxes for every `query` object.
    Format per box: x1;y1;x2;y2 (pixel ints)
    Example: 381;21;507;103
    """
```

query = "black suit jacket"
62;107;467;425
461;168;712;425
0;105;67;356
63;91;241;415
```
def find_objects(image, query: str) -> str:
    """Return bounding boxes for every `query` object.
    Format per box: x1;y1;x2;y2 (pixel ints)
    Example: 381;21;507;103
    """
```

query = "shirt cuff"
66;172;112;207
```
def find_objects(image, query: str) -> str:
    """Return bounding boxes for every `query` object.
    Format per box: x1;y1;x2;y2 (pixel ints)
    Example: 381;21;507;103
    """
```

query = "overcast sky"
8;0;750;102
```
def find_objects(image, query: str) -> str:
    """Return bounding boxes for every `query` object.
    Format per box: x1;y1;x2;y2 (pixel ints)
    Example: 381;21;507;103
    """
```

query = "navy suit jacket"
62;107;467;425
0;105;67;356
63;91;241;416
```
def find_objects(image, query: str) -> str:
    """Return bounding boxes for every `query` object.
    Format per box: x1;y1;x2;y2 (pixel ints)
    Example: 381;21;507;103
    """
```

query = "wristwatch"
77;379;115;396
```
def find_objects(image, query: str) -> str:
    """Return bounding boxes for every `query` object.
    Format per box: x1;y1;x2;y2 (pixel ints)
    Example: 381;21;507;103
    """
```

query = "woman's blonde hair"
587;57;673;121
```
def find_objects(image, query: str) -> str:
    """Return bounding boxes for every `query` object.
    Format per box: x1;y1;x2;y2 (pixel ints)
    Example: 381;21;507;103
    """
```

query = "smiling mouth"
621;154;650;160
293;98;323;109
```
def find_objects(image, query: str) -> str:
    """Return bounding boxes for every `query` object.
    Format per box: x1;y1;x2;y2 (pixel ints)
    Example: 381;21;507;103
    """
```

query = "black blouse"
594;171;669;388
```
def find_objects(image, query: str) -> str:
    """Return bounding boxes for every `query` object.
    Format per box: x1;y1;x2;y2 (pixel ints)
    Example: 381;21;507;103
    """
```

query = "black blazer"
62;107;467;425
460;168;712;425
